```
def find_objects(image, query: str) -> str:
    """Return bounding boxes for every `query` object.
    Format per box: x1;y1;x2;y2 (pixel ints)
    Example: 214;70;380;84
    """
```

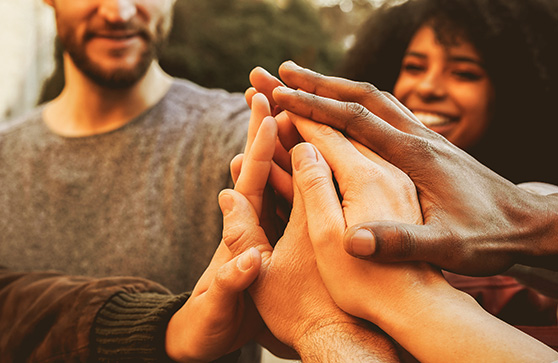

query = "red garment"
443;272;558;350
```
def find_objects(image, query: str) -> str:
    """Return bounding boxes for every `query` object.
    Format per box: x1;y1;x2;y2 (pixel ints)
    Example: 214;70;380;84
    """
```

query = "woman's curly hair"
338;0;558;184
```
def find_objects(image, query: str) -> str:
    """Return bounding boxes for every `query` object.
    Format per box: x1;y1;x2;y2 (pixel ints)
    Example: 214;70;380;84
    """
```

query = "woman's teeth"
413;112;454;127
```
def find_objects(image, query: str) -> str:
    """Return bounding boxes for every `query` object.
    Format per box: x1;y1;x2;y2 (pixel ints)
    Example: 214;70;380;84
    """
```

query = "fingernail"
350;229;376;257
282;60;298;69
237;247;258;272
292;143;318;171
218;192;234;216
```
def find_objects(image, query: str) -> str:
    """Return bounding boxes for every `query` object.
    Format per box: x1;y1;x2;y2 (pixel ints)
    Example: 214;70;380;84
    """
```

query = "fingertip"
237;247;262;272
280;60;297;71
245;87;257;96
261;115;278;128
230;153;243;169
230;154;243;180
218;190;235;217
251;65;268;76
252;92;267;104
213;250;260;295
292;143;319;172
344;227;376;258
245;87;257;107
249;67;266;83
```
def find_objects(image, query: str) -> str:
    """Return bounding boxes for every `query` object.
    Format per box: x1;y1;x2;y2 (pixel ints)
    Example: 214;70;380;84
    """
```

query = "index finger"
250;67;285;116
244;93;272;155
277;61;427;136
273;86;415;166
236;116;277;218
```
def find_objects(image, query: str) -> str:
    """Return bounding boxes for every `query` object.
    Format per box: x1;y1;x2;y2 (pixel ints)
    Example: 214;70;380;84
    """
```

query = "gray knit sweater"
0;79;249;294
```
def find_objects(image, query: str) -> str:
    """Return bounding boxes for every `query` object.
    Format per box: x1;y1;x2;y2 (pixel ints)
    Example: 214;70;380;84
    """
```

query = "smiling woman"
338;0;558;185
393;24;494;149
336;0;558;352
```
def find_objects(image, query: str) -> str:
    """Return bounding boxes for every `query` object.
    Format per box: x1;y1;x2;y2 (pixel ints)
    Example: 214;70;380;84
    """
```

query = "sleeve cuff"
91;291;189;362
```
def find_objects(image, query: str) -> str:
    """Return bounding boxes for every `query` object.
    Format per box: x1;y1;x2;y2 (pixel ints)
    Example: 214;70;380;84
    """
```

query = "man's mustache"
84;20;152;42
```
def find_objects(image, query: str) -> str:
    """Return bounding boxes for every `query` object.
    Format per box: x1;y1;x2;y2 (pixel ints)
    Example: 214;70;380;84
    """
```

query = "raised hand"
165;94;295;362
271;60;558;276
165;243;264;362
288;122;558;363
222;92;400;363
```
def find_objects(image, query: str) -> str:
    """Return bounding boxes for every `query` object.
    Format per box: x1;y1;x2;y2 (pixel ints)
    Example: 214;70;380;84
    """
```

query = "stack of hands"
166;62;558;363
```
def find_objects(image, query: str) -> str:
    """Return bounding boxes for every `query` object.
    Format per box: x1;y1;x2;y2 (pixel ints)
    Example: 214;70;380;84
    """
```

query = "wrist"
293;318;398;363
360;263;450;326
518;191;558;270
372;274;467;338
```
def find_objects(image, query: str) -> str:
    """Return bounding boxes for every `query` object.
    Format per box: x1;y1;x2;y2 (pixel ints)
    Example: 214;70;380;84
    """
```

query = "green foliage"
160;0;343;92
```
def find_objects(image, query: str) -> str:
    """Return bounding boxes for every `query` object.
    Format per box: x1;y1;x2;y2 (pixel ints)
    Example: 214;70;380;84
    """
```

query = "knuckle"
213;267;230;289
397;226;419;259
392;135;436;165
319;216;343;244
222;223;254;254
297;170;331;195
375;224;418;260
310;122;342;139
354;81;381;101
343;102;372;133
344;101;370;121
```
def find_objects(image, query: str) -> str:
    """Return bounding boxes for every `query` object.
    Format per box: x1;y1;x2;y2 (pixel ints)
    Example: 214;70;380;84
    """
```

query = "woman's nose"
415;70;448;101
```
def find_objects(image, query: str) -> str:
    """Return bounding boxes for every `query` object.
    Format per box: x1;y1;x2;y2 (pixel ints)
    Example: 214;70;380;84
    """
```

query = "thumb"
291;142;344;253
166;248;263;362
344;222;439;264
209;248;262;298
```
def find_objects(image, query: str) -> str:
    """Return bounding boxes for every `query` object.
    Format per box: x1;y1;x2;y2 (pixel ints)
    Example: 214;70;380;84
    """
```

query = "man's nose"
98;0;137;23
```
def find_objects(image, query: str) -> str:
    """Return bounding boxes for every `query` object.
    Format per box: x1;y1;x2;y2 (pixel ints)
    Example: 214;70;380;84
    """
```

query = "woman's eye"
453;71;483;81
402;63;425;73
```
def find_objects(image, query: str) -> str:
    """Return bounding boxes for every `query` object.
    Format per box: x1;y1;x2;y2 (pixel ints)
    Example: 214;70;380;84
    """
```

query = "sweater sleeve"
0;267;180;362
92;291;189;362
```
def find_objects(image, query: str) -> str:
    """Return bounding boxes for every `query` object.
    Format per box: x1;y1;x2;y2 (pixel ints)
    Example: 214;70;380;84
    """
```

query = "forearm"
505;264;558;298
375;283;558;363
0;268;182;362
516;184;558;271
293;321;400;363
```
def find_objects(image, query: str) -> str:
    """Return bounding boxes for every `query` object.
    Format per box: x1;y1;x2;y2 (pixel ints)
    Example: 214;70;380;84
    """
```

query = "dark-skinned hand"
257;61;558;276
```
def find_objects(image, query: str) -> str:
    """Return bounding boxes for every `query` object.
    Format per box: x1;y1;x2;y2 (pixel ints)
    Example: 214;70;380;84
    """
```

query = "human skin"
220;96;401;362
223;91;558;360
44;0;173;85
248;61;558;276
165;94;297;362
285;124;558;362
393;24;494;149
42;0;175;136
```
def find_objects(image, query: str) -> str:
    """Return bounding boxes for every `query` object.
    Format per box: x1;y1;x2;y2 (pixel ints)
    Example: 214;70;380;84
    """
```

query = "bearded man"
0;0;256;361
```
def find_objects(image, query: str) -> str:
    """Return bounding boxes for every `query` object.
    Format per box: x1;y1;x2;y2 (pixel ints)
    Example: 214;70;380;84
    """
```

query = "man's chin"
79;60;152;89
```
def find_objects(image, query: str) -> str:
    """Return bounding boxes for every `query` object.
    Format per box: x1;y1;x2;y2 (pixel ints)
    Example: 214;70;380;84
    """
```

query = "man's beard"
58;16;171;89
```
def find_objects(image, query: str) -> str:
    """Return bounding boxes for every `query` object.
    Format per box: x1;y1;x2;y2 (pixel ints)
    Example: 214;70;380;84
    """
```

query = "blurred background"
0;0;392;123
0;0;388;361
